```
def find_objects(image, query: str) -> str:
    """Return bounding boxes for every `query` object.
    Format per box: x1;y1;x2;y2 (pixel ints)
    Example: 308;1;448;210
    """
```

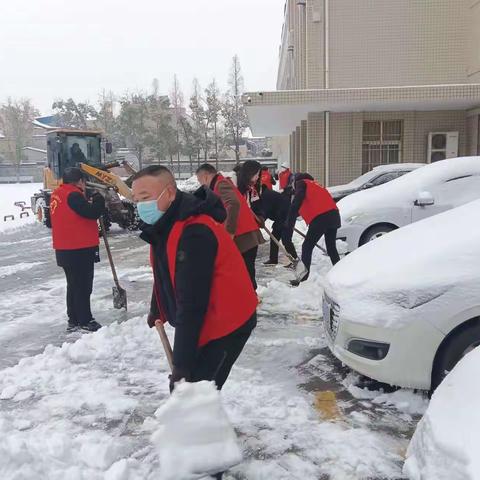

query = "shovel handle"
254;214;296;264
99;218;122;288
155;320;174;371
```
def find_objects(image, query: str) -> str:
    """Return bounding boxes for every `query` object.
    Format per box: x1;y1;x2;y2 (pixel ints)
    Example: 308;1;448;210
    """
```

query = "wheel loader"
31;129;139;230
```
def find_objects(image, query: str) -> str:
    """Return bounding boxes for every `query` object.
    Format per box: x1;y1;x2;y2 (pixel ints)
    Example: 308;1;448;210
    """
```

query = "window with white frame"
362;120;403;173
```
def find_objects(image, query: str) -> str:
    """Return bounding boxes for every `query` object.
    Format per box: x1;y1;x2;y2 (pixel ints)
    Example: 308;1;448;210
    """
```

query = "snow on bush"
404;346;480;480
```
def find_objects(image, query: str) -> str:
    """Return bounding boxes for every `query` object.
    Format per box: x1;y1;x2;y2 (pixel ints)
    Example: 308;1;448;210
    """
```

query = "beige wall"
329;0;468;89
467;0;480;82
327;110;467;186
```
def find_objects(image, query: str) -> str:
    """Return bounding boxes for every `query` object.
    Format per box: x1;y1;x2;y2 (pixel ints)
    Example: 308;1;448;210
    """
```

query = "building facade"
245;0;480;186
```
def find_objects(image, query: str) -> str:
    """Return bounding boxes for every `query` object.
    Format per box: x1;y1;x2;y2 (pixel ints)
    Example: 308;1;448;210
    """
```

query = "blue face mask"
137;190;167;225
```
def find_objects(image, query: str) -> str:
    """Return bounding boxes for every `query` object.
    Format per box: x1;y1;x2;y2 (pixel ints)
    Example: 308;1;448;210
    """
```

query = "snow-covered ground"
0;183;429;479
0;182;41;233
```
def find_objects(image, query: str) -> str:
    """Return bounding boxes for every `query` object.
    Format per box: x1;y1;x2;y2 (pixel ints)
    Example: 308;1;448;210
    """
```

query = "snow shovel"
293;226;327;255
99;218;128;310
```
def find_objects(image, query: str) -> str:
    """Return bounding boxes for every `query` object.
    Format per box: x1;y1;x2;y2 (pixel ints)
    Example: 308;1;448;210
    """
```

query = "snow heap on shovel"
151;381;242;480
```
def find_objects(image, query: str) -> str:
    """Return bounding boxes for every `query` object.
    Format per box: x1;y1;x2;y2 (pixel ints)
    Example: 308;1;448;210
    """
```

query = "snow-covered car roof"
338;156;480;218
328;163;424;193
325;197;480;329
404;345;480;479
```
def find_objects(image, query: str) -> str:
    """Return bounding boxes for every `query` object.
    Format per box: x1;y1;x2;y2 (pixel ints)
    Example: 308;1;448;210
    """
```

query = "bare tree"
0;98;39;181
170;74;185;177
205;79;222;168
223;55;249;163
189;79;207;165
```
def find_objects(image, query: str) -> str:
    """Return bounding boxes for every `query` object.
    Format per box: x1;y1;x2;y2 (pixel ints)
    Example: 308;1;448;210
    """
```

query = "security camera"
246;96;252;103
258;92;264;97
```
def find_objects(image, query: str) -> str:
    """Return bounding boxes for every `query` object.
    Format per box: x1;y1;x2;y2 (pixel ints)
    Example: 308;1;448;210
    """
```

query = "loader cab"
47;129;103;180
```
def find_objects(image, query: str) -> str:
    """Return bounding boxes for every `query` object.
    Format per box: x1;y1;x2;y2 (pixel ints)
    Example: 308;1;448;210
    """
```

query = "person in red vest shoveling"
196;163;264;291
132;165;257;391
50;167;106;332
285;173;341;286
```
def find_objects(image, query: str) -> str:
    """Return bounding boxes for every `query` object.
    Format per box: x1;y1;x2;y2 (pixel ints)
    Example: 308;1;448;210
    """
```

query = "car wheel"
359;224;396;246
431;321;480;391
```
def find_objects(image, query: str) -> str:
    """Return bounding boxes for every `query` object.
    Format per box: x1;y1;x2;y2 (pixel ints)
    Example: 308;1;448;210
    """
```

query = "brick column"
307;112;325;183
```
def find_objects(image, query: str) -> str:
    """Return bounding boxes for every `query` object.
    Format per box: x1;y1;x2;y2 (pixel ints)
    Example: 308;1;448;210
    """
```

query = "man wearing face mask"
50;167;105;332
132;166;257;402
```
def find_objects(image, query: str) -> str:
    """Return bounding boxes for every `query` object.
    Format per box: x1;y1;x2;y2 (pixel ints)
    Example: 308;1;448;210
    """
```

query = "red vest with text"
153;214;258;347
50;184;99;250
279;169;291;190
261;170;273;190
299;179;338;225
213;175;259;236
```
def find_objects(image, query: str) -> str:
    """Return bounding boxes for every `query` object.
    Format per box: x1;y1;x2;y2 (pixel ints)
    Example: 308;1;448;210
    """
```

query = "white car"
328;163;424;202
323;199;480;391
337;156;480;252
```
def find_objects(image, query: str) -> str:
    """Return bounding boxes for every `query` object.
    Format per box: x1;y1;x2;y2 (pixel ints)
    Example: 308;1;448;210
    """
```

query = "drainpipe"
324;0;330;186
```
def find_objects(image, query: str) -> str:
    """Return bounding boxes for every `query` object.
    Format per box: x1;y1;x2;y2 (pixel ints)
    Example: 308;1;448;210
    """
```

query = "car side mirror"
414;191;435;207
105;142;113;154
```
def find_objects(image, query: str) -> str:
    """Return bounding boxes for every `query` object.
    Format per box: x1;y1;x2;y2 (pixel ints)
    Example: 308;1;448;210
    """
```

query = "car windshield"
65;135;102;169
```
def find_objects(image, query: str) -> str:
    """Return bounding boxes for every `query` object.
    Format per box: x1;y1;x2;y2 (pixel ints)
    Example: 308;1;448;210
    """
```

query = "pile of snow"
338;156;480;220
325;198;480;328
404;346;480;480
0;183;42;233
150;381;242;479
177;175;200;192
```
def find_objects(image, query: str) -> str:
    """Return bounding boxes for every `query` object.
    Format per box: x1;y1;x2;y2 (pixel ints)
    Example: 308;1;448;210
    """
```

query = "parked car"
328;163;424;202
323;198;480;391
336;156;480;252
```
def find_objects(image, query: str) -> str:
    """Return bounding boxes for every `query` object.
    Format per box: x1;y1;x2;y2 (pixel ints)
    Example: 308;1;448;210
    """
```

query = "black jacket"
261;189;290;224
140;187;228;370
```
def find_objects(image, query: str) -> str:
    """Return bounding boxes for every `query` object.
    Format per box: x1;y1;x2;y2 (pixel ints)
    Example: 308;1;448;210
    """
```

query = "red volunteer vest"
152;214;258;347
213;175;259;236
279;169;291;190
261;170;273;190
299;179;338;225
50;184;99;250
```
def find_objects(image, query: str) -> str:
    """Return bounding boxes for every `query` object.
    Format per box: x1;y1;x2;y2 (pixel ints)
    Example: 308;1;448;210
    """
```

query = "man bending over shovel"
132;165;257;395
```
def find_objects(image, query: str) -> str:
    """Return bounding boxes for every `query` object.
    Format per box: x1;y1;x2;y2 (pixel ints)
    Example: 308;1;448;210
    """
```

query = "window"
362;120;403;173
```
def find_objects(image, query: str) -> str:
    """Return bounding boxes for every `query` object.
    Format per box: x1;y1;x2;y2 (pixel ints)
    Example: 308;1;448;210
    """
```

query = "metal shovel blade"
113;285;128;310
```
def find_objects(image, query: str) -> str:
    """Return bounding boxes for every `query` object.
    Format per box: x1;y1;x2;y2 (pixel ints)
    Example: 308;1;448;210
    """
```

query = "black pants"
302;211;341;271
269;220;298;263
242;246;258;291
191;314;257;389
62;261;95;326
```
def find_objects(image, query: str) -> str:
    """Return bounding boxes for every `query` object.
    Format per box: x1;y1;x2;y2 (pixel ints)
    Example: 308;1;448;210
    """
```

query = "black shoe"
263;260;278;266
67;322;79;332
80;320;102;332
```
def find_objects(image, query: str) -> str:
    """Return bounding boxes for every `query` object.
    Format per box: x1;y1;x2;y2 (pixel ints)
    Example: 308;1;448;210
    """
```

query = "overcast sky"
0;0;285;114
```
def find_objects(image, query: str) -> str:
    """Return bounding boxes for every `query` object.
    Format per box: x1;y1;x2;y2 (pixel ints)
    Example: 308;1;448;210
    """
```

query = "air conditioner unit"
427;132;459;163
